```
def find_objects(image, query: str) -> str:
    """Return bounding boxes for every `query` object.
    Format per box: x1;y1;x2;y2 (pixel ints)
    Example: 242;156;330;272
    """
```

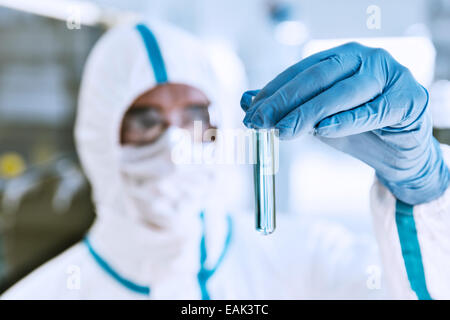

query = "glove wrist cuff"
378;139;450;205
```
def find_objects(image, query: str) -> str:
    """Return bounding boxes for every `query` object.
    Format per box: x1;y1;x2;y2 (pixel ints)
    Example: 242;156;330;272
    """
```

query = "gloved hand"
241;42;449;205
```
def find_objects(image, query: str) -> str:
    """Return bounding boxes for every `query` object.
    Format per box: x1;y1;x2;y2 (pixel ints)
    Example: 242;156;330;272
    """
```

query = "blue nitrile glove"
241;42;449;205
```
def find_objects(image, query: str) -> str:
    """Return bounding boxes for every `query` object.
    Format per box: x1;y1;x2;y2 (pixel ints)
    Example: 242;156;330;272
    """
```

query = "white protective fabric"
370;143;450;299
2;20;387;300
429;80;450;129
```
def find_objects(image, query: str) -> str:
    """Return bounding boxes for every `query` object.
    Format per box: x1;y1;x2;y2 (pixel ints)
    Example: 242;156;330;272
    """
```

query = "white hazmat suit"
370;144;450;300
1;21;403;300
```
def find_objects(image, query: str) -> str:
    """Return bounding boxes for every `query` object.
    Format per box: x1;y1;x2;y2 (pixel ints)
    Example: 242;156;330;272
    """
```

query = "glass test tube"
253;129;276;235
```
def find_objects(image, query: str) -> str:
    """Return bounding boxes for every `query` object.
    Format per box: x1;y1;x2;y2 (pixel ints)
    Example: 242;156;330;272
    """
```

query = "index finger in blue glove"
274;73;383;138
246;54;362;129
247;50;333;107
247;42;368;113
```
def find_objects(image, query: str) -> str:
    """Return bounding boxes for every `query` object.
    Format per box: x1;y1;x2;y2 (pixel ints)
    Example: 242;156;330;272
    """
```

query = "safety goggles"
121;105;216;145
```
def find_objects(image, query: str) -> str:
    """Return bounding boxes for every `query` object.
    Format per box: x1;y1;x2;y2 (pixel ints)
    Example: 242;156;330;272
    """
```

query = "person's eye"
126;108;165;130
140;110;165;128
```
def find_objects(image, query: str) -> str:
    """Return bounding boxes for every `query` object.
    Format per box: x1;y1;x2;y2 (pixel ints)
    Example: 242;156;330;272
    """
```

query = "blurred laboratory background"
1;0;450;293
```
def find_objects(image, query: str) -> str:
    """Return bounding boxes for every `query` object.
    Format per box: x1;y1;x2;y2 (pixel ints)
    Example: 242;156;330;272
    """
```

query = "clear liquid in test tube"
253;129;277;235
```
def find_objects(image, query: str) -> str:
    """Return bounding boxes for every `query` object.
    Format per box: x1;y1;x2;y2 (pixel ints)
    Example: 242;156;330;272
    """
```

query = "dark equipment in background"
0;8;101;292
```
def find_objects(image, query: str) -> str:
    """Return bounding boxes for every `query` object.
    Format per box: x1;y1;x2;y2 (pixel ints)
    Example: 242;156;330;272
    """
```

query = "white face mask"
118;128;217;229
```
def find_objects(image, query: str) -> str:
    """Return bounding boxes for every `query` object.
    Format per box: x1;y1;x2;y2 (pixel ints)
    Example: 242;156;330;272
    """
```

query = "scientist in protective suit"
2;21;384;299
